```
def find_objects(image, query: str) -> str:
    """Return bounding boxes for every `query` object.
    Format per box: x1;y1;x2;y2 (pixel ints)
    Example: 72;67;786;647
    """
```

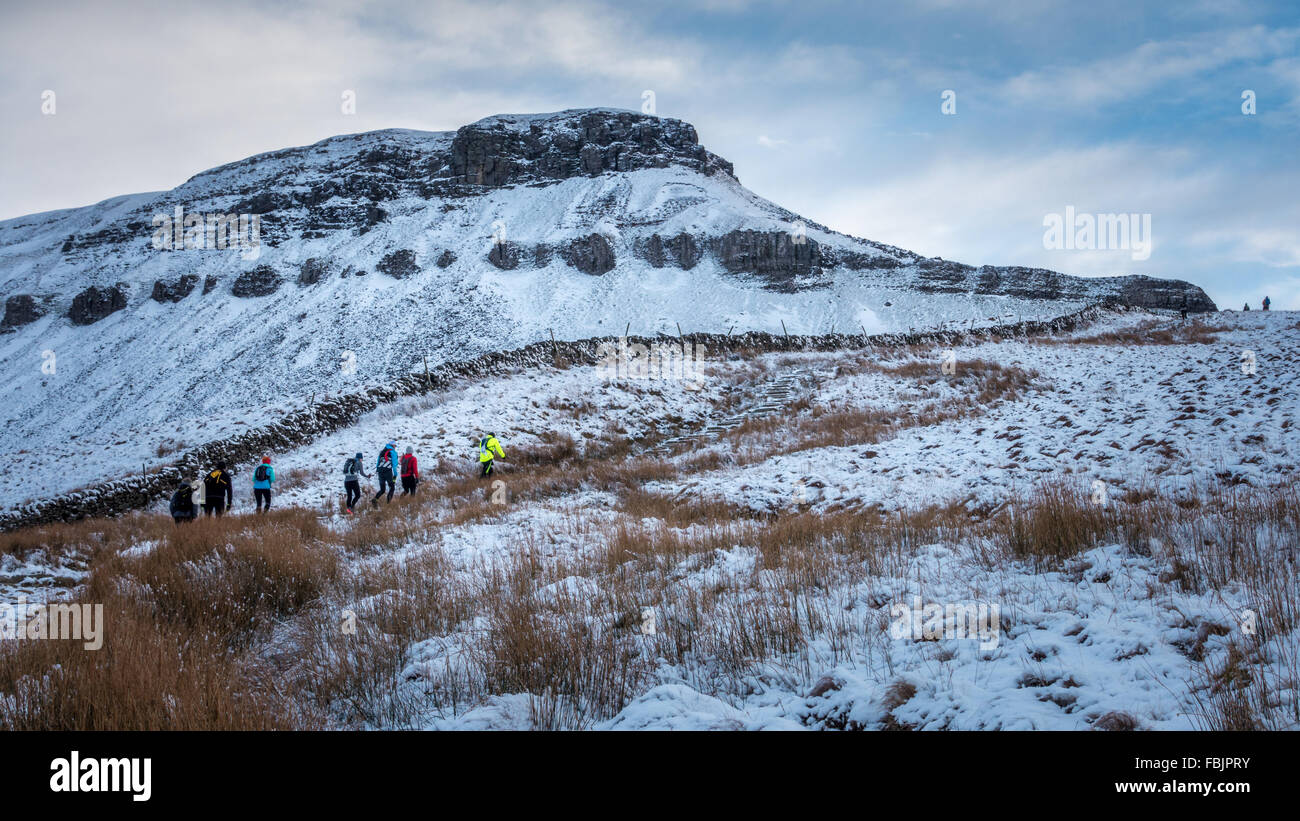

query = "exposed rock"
914;257;978;295
298;258;328;285
488;241;522;270
436;250;456;268
561;234;616;275
960;266;1081;300
634;232;703;270
709;230;821;290
203;276;219;295
2;294;45;328
376;249;420;279
362;204;387;233
667;233;703;269
231;265;282;297
639;234;666;268
1118;275;1217;312
975;265;1002;294
822;249;903;270
533;244;553;267
68;284;128;325
150;274;199;303
448;110;735;188
906;263;1217;311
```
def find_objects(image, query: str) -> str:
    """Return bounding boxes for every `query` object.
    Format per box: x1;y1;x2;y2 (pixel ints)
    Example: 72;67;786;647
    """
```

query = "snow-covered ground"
5;309;1294;730
656;310;1298;514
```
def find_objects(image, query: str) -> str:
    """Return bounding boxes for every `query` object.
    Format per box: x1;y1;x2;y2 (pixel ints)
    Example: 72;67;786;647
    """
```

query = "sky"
1;0;1297;310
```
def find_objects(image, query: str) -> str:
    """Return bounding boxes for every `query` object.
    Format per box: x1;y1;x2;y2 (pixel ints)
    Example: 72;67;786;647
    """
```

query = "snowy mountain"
0;108;1215;505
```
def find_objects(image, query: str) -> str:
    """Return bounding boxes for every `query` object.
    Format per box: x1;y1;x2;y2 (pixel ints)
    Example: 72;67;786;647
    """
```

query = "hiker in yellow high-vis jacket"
478;433;505;477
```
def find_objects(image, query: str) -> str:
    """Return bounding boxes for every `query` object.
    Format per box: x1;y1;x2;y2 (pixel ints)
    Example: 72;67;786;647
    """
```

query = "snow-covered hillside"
0;109;1216;507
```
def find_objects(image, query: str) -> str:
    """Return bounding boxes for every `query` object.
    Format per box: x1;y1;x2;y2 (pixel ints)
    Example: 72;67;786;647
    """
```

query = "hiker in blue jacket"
371;441;399;507
253;455;276;512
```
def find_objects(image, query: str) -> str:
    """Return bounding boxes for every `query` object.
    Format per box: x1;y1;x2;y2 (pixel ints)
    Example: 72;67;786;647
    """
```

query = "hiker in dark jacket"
1263;296;1271;311
400;446;419;496
342;452;370;514
203;461;233;516
170;481;198;523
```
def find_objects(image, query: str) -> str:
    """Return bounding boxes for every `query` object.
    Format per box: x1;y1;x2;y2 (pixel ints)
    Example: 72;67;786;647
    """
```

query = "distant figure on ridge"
1262;296;1271;311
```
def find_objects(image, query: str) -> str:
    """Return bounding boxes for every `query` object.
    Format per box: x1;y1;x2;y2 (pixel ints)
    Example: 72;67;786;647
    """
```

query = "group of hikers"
1243;296;1272;311
344;441;423;511
168;433;506;522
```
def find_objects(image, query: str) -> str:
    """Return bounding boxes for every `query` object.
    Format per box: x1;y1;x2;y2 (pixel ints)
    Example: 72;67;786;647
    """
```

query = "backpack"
206;469;226;487
378;448;394;477
254;464;270;482
400;453;415;476
170;486;194;516
344;458;358;476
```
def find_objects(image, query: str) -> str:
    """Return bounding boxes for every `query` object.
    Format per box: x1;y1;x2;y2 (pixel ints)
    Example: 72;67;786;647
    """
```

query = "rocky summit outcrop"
68;284;128;325
2;294;45;328
449;109;734;188
231;265;282;297
1117;275;1218;313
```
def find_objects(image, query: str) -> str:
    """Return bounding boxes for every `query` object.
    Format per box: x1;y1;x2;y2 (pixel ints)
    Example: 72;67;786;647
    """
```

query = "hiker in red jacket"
400;446;419;496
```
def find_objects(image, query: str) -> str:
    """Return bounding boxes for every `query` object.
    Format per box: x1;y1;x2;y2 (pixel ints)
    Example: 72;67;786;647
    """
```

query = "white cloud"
0;0;704;219
805;140;1298;310
1000;25;1300;107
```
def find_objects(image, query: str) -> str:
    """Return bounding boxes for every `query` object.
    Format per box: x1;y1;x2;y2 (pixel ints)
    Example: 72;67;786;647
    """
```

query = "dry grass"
995;480;1115;566
155;440;186;458
3;466;1296;731
0;508;337;729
